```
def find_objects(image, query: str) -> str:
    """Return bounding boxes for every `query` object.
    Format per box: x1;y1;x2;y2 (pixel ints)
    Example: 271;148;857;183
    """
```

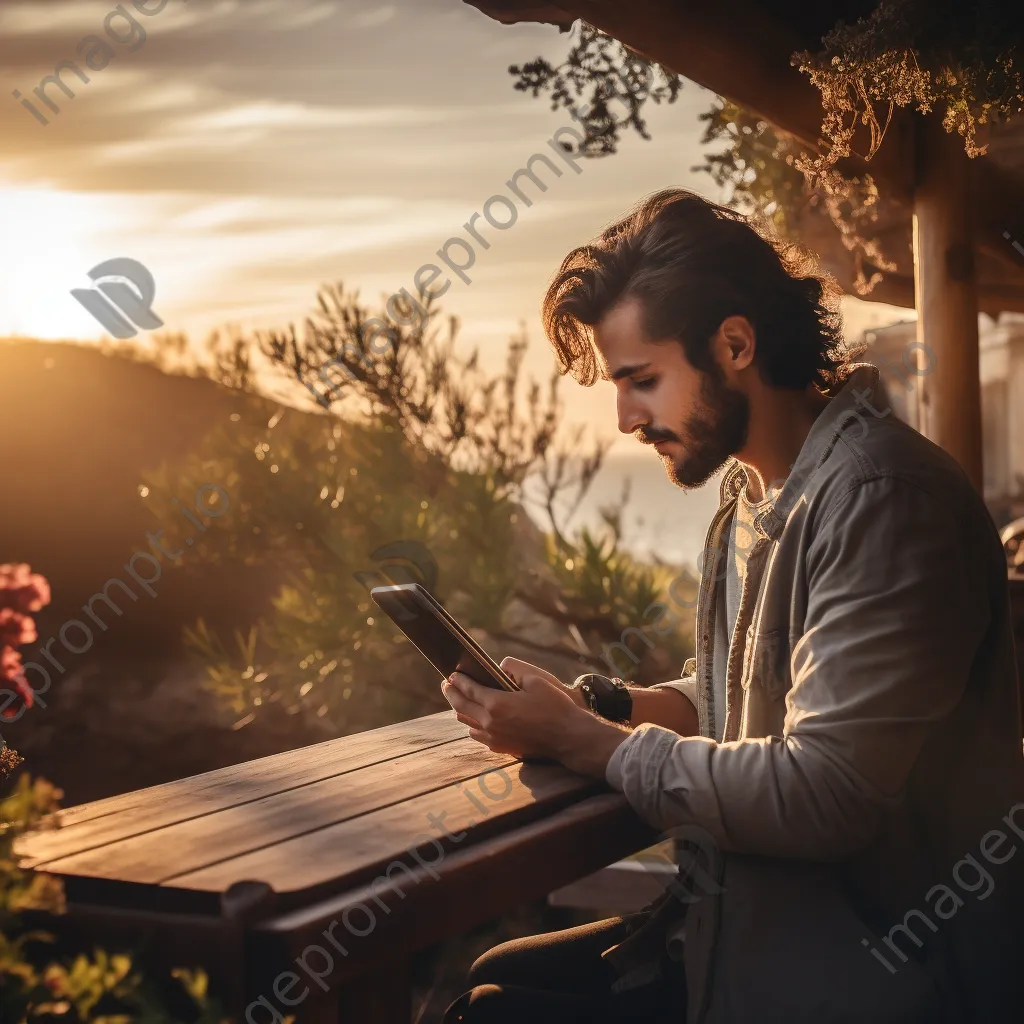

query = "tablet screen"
371;584;517;691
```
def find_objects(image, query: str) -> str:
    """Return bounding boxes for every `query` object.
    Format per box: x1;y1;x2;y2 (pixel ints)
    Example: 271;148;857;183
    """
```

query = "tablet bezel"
370;583;520;692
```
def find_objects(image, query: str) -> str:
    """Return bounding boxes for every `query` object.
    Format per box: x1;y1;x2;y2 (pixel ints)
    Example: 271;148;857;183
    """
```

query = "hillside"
0;340;328;800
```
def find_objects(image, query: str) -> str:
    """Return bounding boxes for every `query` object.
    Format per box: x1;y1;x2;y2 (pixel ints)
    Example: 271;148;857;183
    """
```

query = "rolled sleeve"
605;723;705;824
649;676;698;710
604;732;632;790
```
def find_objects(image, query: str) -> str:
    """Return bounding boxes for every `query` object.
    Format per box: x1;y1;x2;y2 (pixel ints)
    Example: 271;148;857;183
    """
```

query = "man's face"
594;297;749;489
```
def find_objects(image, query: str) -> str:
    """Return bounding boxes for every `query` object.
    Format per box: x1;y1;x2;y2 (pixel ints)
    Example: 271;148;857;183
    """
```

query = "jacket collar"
717;363;883;542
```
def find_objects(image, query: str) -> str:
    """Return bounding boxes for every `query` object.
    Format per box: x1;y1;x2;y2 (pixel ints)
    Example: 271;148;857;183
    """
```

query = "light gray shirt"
719;482;768;739
653;476;773;741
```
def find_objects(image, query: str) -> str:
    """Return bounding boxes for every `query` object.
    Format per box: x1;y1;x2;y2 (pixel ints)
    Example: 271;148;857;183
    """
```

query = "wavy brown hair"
541;188;850;393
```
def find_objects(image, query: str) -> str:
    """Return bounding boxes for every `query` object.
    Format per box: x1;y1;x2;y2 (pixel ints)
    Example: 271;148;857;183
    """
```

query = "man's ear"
716;315;756;374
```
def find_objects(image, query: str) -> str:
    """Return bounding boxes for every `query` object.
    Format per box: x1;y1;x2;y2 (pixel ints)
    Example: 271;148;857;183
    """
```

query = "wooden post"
912;115;984;491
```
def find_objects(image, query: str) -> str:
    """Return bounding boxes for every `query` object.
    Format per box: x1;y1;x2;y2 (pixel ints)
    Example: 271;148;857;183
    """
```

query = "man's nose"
616;392;648;436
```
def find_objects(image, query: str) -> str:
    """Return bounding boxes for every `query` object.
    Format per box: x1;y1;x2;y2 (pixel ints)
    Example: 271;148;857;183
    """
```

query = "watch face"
576;673;631;722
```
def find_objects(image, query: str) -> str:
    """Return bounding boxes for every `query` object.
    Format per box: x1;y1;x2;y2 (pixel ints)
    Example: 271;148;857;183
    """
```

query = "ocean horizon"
524;450;723;568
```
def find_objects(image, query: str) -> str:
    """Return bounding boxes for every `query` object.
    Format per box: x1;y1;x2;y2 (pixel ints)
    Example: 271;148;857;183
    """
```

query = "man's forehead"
596;296;645;339
593;297;648;380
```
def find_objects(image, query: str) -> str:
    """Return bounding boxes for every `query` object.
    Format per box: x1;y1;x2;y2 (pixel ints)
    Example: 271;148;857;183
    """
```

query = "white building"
861;313;1024;527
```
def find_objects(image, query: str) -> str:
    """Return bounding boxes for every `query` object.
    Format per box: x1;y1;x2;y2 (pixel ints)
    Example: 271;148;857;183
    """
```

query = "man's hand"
441;656;631;778
497;657;589;708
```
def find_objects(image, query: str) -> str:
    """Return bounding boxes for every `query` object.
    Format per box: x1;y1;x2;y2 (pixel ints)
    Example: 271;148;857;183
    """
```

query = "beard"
640;367;750;489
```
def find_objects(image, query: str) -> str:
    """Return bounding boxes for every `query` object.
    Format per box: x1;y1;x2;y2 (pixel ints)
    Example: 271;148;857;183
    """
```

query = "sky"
0;0;914;556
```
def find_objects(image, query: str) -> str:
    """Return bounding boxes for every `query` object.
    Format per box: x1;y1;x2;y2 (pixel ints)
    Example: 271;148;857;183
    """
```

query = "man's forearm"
627;685;699;735
557;686;698;780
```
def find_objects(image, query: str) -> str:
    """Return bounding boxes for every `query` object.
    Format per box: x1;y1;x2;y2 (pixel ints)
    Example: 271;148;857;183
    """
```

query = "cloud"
181;100;538;133
0;0;714;447
351;5;398;30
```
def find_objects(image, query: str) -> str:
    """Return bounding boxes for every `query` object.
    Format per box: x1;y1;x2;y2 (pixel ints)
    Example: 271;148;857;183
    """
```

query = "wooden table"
15;711;655;1023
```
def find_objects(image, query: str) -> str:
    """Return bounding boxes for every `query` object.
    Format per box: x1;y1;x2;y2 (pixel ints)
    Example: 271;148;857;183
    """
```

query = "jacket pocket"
743;627;790;698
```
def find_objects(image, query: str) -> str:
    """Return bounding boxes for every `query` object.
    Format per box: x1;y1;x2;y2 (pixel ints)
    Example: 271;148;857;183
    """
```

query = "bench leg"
292;986;343;1024
338;958;412;1024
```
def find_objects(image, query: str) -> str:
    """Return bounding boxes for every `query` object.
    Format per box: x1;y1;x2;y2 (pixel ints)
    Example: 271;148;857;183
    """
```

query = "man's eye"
633;377;657;391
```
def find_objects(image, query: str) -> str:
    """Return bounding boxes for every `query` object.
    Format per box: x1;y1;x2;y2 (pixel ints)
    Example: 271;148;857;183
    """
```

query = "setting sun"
0;185;119;339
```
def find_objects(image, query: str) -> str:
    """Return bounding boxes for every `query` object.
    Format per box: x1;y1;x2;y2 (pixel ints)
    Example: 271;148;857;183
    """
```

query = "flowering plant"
0;564;50;781
0;564;50;718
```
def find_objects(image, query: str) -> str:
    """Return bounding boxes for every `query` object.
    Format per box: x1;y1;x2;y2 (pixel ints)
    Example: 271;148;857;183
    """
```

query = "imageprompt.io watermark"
71;257;164;339
11;0;186;127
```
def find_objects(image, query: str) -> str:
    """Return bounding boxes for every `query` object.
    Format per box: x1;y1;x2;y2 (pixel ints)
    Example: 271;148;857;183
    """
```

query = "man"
441;189;1024;1023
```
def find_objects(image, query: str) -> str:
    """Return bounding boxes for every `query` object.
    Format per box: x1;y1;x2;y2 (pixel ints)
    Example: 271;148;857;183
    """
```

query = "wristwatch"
573;673;633;724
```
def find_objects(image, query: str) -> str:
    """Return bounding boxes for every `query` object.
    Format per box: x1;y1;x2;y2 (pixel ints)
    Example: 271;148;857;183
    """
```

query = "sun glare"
0;186;116;340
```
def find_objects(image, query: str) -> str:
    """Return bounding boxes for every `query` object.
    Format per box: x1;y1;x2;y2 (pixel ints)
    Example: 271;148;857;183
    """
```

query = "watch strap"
574;673;632;724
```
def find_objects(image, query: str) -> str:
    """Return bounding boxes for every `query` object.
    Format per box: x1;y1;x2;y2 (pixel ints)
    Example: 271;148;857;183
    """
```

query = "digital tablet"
370;583;519;692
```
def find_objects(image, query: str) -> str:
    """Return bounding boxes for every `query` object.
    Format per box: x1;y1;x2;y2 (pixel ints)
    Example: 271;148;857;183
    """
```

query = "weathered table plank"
37;739;519;887
20;712;467;868
172;759;600;899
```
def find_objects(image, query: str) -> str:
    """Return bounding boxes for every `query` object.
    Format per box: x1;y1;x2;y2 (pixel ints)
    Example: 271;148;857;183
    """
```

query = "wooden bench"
15;710;656;1023
547;842;677;914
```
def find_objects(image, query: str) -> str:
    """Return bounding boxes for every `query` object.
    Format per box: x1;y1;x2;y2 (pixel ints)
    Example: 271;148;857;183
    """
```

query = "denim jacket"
604;364;1024;1023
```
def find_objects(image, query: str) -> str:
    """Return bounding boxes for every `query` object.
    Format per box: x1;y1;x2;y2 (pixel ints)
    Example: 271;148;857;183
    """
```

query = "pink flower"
0;607;36;647
0;564;50;613
0;563;48;718
0;648;33;714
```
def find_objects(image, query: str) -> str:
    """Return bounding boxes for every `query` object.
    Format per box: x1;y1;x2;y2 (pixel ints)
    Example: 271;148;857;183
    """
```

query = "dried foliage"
509;21;683;157
794;0;1024;167
0;746;24;783
790;0;1023;290
693;99;898;295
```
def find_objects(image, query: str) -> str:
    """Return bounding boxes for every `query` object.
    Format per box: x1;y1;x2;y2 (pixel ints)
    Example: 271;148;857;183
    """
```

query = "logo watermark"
71;257;164;339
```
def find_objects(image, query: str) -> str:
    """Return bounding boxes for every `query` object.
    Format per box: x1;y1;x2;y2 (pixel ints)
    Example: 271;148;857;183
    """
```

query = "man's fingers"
449;671;498;708
442;676;490;725
500;656;562;688
516;672;557;692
